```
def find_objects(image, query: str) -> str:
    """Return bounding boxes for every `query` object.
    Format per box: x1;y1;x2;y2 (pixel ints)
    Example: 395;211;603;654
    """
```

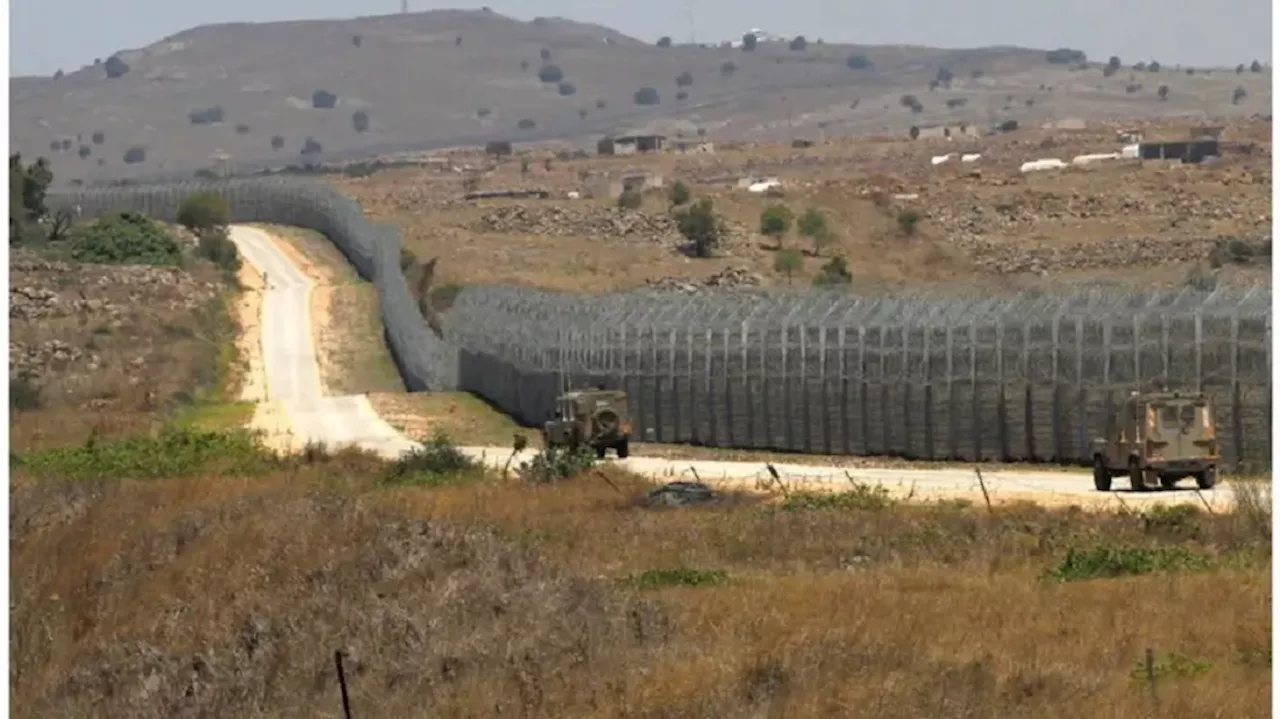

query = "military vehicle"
1090;390;1219;492
542;388;631;459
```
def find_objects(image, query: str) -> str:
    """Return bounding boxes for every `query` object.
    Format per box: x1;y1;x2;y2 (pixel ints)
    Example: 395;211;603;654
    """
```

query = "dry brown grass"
11;456;1270;718
257;223;405;395
337;117;1272;294
8;250;242;451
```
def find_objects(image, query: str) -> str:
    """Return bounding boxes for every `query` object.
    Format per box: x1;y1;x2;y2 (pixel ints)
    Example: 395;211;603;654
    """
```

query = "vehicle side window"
1160;406;1179;427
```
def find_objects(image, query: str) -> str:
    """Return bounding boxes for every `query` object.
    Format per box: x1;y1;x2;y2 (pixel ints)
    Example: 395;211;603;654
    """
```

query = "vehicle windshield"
1150;401;1205;435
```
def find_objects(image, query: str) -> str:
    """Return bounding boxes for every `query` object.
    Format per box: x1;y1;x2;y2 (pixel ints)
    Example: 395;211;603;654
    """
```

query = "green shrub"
196;229;241;274
1044;545;1217;582
538;64;564;83
782;483;895;511
516;445;596;484
628;568;728;590
13;426;276;480
10;374;42;412
617;190;643;209
381;430;481;487
675;198;721;258
896;209;922;236
177;192;231;232
633;87;660;106
813;256;853;285
71;212;182;265
668;181;690;206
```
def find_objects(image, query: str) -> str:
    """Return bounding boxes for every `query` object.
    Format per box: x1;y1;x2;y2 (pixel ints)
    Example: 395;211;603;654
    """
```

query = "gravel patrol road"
228;224;1243;511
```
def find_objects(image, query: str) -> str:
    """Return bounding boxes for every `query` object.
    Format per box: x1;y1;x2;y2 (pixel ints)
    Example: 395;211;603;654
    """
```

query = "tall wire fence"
49;177;1273;471
445;285;1272;471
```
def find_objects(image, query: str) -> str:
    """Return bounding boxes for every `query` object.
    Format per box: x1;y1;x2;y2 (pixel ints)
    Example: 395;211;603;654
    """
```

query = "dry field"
10;454;1272;718
337;117;1271;294
8;244;247;451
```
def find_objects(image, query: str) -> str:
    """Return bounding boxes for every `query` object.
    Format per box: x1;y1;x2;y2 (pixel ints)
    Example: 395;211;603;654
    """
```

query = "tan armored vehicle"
1090;390;1219;492
543;388;631;459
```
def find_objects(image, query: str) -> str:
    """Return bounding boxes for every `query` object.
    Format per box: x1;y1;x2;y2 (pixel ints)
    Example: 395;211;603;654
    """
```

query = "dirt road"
227;224;1243;510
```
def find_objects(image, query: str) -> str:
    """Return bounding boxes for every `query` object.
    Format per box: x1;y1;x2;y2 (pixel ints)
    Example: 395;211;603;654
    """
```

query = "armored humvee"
543;388;631;459
1090;390;1219;492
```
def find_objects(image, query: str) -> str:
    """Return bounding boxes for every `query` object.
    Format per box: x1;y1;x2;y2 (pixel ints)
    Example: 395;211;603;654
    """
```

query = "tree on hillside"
1233;86;1248;105
177;192;231;233
633;87;660;106
1157;84;1169;101
774;249;803;284
676;71;694;88
1103;55;1121;77
796;207;832;256
720;61;738;77
813;256;852;286
845;54;872;70
538;65;564;83
789;36;807;52
1250;59;1263;72
1045;48;1086;65
312;90;338;109
759;204;792;249
271;135;285;150
741;33;757;51
657;36;672;47
104;55;130;79
351;111;370;132
675;198;721;258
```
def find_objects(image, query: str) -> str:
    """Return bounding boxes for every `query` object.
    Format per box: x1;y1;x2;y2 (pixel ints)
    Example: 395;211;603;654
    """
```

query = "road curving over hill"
229;224;1244;511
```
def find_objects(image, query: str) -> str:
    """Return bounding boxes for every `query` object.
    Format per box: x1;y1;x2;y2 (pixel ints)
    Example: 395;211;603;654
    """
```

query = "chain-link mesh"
49;178;1272;470
444;285;1272;471
48;177;457;392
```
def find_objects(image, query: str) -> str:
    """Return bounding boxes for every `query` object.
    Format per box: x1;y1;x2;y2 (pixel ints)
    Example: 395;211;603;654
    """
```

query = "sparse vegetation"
1233;86;1248;105
945;97;967;109
667;181;690;206
675;71;694;88
1250;59;1263;73
773;248;803;283
741;33;757;51
1045;47;1086;65
311;89;338;109
187;106;226;125
557;81;576;97
813;255;853;285
899;94;923;113
270;135;285;150
845;53;872;70
177;192;231;233
616;190;642;209
720;61;737;77
516;118;536;131
77;145;91;159
796;207;831;255
656;36;671;48
896;208;922;236
789;35;807;52
538;64;564;83
70;212;182;265
484;140;513;158
300;137;323;156
91;131;105;145
759;204;792;248
1157;84;1170;101
676;91;688;102
675;198;721;258
539;48;552;61
234;123;251;135
122;147;146;164
633;86;660;106
103;54;130;78
351;110;370;132
1103;55;1121;77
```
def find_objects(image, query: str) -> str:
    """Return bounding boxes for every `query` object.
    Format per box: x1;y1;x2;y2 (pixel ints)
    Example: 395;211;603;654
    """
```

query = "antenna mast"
687;0;695;44
401;0;408;14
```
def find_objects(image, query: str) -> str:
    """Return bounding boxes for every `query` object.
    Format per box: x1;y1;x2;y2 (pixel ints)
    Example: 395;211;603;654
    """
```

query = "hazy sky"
11;0;1273;77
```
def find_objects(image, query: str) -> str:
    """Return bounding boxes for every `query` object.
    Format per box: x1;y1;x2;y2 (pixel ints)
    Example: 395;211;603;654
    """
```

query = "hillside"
11;9;1273;184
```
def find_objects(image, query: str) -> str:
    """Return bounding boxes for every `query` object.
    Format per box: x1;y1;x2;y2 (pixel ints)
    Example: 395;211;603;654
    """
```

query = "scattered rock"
644;481;719;507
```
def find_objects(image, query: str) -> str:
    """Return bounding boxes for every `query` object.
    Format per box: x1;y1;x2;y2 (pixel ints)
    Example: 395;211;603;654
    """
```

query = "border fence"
49;177;1273;471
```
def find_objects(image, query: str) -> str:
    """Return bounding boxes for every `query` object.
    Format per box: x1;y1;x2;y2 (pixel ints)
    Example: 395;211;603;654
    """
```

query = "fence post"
1133;313;1142;389
969;323;980;461
743;320;754;447
900;325;912;457
761;326;771;448
879;326;890;453
996;319;1009;461
1103;318;1115;444
1230;314;1243;471
1051;315;1062;461
1022;323;1033;460
782;324;793;451
651;326;662;443
706;329;717;447
839;326;850;455
1267;313;1272;471
668;329;680;443
800;326;812;452
922;325;934;460
686;329;695;443
1194;312;1204;392
1160;313;1171;385
621;321;634;431
723;328;733;447
859;326;869;453
946;325;957;459
1076;315;1086;461
819;326;831;454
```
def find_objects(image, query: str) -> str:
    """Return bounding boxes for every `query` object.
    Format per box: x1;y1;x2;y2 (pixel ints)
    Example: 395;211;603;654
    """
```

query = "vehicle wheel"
1128;458;1150;492
595;445;607;460
1159;474;1179;491
1093;456;1112;491
1195;466;1217;490
616;439;630;459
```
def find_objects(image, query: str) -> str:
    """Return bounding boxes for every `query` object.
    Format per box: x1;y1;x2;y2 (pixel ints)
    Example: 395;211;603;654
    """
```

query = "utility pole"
687;0;695;44
400;0;408;14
